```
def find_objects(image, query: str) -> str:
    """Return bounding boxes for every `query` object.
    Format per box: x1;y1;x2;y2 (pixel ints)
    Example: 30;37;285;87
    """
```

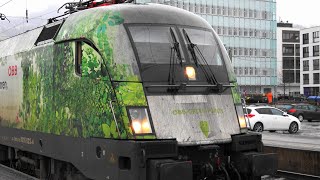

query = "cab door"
270;108;290;130
308;105;320;120
255;108;275;130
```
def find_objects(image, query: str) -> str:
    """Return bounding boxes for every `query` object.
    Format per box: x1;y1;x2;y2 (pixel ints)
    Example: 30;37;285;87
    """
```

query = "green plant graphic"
3;10;155;139
200;121;209;138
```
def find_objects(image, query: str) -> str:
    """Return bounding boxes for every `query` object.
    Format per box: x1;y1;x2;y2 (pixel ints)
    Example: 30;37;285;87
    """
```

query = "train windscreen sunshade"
35;21;63;45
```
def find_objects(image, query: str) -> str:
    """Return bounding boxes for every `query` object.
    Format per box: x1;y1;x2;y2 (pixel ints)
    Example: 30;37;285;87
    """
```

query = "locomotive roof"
107;3;209;27
0;3;211;58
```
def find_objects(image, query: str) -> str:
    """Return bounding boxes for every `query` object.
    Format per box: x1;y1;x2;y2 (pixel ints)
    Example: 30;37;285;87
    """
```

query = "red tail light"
245;114;255;118
288;109;297;113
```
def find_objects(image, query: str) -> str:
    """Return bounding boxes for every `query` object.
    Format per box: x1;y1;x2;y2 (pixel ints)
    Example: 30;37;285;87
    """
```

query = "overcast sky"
277;0;320;28
0;0;319;32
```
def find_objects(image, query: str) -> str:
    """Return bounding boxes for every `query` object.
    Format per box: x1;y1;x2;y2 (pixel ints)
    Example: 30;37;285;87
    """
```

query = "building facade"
300;26;320;96
136;0;277;95
276;22;300;97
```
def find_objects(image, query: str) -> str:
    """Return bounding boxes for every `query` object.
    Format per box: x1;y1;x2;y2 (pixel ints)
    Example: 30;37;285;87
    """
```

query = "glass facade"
136;0;277;93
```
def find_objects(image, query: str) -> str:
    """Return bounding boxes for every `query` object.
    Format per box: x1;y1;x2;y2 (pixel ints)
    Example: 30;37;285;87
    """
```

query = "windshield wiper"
170;27;183;66
168;27;183;86
182;29;218;85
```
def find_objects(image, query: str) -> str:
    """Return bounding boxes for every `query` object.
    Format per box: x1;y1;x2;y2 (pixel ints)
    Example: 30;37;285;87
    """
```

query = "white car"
244;106;300;134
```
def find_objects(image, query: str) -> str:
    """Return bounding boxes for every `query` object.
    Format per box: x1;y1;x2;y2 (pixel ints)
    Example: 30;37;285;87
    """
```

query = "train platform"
261;132;320;178
262;133;320;152
0;164;37;180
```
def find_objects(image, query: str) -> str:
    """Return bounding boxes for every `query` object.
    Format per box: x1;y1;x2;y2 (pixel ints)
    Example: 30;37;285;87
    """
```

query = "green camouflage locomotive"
0;2;277;180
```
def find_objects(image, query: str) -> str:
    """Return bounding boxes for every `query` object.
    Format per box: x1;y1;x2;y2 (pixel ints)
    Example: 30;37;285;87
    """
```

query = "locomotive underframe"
0;127;277;180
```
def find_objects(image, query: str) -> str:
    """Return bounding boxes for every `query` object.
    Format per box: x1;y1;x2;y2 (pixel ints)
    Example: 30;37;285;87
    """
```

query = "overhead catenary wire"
0;9;57;36
0;0;14;8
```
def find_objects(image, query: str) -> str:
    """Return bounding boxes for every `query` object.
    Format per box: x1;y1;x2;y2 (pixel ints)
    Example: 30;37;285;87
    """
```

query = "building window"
244;48;248;56
282;30;300;42
217;27;221;35
283;70;295;83
240;9;245;17
217;6;221;15
283;57;294;69
195;4;200;13
313;31;319;43
234;8;239;16
200;4;205;14
314;73;320;84
262;50;268;57
303;33;309;44
249;9;253;18
295;44;300;56
296;57;300;69
303;47;309;58
249;67;253;75
249;29;254;37
314;59;320;70
190;3;195;13
282;44;294;56
244;29;248;37
233;48;238;56
233;28;238;36
296;71;300;83
262;70;268;76
228;28;233;36
206;4;210;14
223;7;227;16
261;11;267;19
303;74;309;84
234;67;238;75
244;67;248;75
313;45;319;56
303;60;309;71
249;49;253;56
239;67;243;75
211;6;216;15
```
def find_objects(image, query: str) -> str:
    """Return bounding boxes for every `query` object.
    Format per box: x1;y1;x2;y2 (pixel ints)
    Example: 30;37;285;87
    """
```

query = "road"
262;119;320;138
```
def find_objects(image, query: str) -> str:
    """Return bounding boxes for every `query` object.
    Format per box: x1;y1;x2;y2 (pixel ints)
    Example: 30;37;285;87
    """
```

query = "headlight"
185;66;196;80
235;105;248;129
128;107;153;134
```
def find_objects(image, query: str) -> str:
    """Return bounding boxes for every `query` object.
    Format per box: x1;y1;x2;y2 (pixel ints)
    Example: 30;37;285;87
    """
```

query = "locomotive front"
54;3;278;180
0;2;277;180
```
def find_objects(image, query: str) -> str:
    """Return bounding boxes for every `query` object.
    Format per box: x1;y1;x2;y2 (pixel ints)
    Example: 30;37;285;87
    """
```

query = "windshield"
128;25;230;88
180;28;224;66
128;25;185;64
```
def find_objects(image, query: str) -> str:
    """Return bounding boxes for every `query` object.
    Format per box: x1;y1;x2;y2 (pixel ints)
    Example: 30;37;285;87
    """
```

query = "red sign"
8;65;17;76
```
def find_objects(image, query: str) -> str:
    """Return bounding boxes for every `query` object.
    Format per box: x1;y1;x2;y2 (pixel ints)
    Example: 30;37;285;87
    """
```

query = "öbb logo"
8;65;18;76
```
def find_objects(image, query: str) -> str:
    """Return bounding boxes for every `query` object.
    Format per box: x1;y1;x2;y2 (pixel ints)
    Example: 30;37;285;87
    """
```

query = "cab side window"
270;108;283;116
308;105;317;111
76;41;102;78
256;108;272;115
301;105;309;110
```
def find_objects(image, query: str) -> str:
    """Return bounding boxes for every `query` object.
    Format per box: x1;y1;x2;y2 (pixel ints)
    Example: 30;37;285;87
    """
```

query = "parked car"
245;106;300;134
274;104;293;112
286;104;320;122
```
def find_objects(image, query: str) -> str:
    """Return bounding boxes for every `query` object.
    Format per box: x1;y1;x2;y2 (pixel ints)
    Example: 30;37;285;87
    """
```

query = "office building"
300;26;320;96
276;22;300;97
